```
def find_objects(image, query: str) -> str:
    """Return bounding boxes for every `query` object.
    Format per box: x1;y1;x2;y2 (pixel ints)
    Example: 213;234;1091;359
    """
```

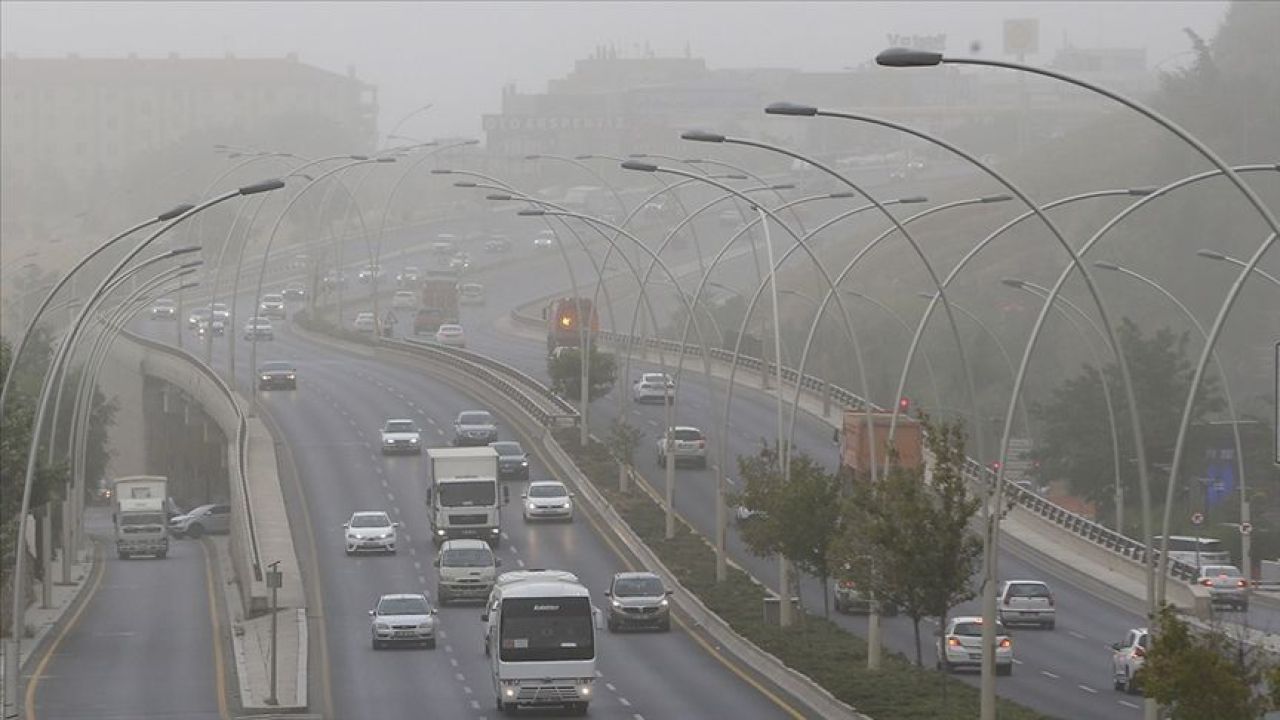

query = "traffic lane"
32;510;224;720
298;334;801;719
256;360;480;720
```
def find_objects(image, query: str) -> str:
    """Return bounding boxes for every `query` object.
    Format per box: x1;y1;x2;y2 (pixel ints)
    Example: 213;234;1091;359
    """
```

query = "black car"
452;410;498;446
257;361;297;390
490;441;529;481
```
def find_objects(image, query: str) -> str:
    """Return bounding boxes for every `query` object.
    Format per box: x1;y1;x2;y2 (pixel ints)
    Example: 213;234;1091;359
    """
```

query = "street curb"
15;539;102;678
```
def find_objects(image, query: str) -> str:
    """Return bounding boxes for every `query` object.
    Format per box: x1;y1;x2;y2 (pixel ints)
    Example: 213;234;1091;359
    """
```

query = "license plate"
969;653;983;660
394;631;417;637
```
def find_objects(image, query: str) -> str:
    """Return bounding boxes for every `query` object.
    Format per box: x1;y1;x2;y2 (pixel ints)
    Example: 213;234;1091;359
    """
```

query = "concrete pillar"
41;504;53;608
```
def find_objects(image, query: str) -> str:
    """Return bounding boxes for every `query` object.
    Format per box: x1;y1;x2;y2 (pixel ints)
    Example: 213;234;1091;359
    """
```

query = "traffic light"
559;312;575;330
898;396;910;413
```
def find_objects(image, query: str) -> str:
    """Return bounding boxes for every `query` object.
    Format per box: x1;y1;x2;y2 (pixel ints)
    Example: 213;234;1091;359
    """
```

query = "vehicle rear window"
952;621;1006;636
673;429;703;441
1007;583;1051;598
458;412;493;425
491;442;522;456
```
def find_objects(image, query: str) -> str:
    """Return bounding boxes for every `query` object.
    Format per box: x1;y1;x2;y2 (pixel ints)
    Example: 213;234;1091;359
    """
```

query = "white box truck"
426;447;505;548
112;475;169;559
482;571;597;715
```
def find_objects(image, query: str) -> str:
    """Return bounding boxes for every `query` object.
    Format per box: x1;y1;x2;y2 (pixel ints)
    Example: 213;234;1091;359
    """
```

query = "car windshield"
613;576;664;597
642;374;669;383
384;421;418;433
121;512;166;526
673;429;703;441
154;299;174;307
952;621;1006;636
458;412;492;426
350;514;390;528
378;596;430;615
1203;566;1241;577
442;547;493;567
439;325;462;333
261;362;293;372
528;484;567;498
262;295;282;302
437;481;496;507
1007;583;1051;598
491;442;522;457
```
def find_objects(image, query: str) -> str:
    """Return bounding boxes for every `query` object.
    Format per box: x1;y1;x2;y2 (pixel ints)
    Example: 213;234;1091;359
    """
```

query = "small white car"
1197;564;1249;611
150;298;177;320
458;283;485;306
370;593;436;649
997;580;1056;629
936;616;1013;675
523;481;574;522
434;539;499;605
211;303;231;323
392;290;417;309
258;293;286;318
282;283;306;300
380;419;422;455
1111;627;1149;693
242;316;274;341
632;373;675;404
435;323;466;347
353;312;377;333
396;266;421;287
187;307;211;328
344;511;398;555
656;426;707;468
532;232;554;249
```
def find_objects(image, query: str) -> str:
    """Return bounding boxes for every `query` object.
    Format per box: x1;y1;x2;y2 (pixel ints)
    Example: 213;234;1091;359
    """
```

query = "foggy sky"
1;1;1228;141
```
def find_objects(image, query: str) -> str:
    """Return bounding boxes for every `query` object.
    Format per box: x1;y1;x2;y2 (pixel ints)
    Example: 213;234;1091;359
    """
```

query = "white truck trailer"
426;447;505;548
112;475;169;559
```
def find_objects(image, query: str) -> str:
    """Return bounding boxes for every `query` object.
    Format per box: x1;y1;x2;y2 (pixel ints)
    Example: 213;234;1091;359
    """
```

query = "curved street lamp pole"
1093;261;1252;579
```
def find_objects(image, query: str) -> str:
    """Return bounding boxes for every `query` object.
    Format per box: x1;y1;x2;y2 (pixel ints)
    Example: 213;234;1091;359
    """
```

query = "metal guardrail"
385;336;579;428
119;328;263;582
511;303;1201;586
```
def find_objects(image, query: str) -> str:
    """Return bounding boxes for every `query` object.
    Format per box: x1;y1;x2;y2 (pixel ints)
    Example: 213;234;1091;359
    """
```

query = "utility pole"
265;560;282;706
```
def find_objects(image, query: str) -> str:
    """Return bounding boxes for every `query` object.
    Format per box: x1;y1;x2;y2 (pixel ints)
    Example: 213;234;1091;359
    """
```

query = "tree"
732;442;843;616
603;418;643;493
1137;604;1269;720
547;347;616;402
1030;319;1225;520
831;415;984;667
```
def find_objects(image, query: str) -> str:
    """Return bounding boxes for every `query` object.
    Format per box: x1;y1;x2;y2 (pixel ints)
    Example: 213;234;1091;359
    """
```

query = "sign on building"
1003;437;1034;483
1004;18;1040;56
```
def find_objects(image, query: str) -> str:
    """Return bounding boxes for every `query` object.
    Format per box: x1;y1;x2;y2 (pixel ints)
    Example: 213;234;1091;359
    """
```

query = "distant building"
0;52;377;199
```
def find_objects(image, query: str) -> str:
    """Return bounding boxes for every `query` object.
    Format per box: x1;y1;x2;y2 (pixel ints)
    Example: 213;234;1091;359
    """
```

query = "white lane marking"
470;701;481;710
387;491;396;503
634;715;645;720
1040;670;1059;679
646;419;658;427
508;544;519;555
455;673;465;682
445;644;454;653
1068;630;1088;640
418;575;427;584
1118;700;1140;709
402;533;411;542
1078;684;1098;694
408;547;417;556
425;417;435;425
414;561;422;571
501;532;510;540
463;685;472;694
516;558;525;568
449;657;458;667
1012;658;1023;665
619;697;631;707
437;428;445;435
605;683;616;692
439;630;448;639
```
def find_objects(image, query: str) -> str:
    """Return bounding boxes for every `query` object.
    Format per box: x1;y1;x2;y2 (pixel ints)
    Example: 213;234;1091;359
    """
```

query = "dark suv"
453;410;498;446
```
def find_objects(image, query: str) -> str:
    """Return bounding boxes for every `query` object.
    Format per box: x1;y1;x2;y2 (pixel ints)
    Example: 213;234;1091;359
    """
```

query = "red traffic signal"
898;396;910;412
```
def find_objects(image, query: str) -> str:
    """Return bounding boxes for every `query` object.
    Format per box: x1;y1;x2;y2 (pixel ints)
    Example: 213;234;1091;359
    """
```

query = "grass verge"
552;427;1051;720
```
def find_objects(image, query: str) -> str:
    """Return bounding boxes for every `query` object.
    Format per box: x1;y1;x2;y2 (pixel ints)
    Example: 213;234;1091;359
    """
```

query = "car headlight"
520;460;528;467
346;533;358;540
383;437;395;444
375;622;390;630
526;501;536;510
503;686;517;699
409;437;419;443
578;684;591;697
435;529;446;536
659;597;669;607
286;374;295;380
610;599;623;609
261;375;270;381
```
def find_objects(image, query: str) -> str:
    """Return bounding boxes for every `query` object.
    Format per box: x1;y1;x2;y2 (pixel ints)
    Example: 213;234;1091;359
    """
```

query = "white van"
482;569;579;654
1153;535;1231;568
435;538;500;605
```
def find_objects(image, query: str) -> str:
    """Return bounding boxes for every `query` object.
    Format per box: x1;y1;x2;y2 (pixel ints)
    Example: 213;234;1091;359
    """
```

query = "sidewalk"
210;535;307;714
0;543;97;714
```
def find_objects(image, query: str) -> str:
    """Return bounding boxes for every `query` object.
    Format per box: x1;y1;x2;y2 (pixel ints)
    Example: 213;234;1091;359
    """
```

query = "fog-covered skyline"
2;1;1229;140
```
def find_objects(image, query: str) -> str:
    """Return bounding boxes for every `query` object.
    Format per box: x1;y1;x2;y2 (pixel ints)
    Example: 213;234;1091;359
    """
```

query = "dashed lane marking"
1068;630;1088;640
515;558;525;568
1118;700;1140;709
414;561;422;571
418;575;427;585
450;658;458;667
1040;670;1060;679
606;683;616;692
619;697;632;707
1078;685;1098;694
470;701;481;710
463;686;473;694
455;673;466;682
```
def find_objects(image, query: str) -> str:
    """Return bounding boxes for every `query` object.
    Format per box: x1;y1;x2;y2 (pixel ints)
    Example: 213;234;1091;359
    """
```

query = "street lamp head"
898;195;929;204
485;193;514;201
238;178;286;195
768;183;796;190
876;47;944;67
453;181;478;188
620;160;659;173
348;154;370;161
170;246;203;257
1093;261;1121;271
430;168;453;175
1128;187;1157;196
628;153;650;158
1195;249;1227;261
981;194;1013;203
574;154;595;161
722;173;749;180
524;154;543;160
158;203;196;221
681;130;726;143
178;260;205;270
1000;278;1027;289
375;157;397;163
517;209;547;217
764;101;819;117
828;191;857;199
916;291;938;300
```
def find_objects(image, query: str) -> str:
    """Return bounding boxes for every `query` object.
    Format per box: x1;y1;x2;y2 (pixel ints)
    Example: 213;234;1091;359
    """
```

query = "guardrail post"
822;380;831;417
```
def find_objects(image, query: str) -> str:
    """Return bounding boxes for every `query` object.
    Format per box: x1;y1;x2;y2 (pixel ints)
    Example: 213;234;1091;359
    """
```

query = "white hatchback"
435;323;466;347
1111;627;1149;694
522;481;574;522
997;580;1056;629
936;616;1013;675
353;312;377;333
632;373;675;404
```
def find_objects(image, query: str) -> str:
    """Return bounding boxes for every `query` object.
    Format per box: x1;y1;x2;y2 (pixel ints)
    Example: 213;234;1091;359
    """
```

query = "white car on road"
435;323;466;347
632;373;675;404
1111;627;1149;693
656;426;707;468
344;511;398;555
353;312;377;333
392;290;417;309
936;616;1013;675
997;580;1056;629
522;481;574;522
380;419;422;455
370;593;436;649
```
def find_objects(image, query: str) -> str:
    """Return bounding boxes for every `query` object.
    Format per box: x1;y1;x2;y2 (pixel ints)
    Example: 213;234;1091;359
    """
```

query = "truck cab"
426;447;504;548
112;475;169;559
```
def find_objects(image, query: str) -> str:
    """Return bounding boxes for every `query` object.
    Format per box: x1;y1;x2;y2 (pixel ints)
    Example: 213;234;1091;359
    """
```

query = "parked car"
435;323;466;347
997;580;1056;629
522;481;574;522
632;372;675;404
258;293;286;318
1197;564;1249;611
242;316;274;341
392;290;417;309
605;571;672;632
937;617;1013;675
257;361;297;390
344;511;398;555
169;503;231;538
833;578;897;616
656;426;707;468
380;419;422;455
282;283;306;301
369;593;437;649
151;298;177;320
490;441;529;482
453;410;498;446
1111;627;1149;693
353;312;377;333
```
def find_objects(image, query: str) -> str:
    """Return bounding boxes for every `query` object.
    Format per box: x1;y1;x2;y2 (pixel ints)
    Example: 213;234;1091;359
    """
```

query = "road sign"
1191;512;1204;526
1241;522;1253;535
1003;18;1040;56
